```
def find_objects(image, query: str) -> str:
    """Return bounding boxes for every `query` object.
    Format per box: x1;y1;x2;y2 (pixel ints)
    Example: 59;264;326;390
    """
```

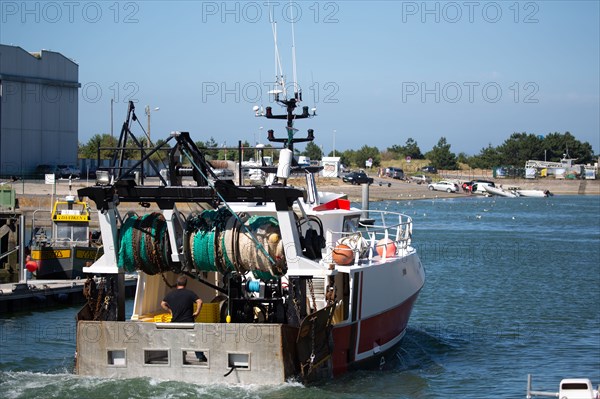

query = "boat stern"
76;321;300;384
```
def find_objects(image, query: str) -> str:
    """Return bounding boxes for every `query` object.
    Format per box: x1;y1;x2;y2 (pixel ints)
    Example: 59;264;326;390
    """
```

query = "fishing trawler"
74;93;425;383
29;195;102;279
74;16;424;383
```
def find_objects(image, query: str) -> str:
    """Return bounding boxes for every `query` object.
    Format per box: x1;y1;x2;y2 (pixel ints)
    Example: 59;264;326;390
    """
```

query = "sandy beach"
315;175;600;202
9;175;599;215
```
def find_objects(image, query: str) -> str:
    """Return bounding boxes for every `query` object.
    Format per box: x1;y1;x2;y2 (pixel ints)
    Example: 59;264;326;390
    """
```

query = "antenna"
255;0;317;184
270;5;286;99
290;0;299;98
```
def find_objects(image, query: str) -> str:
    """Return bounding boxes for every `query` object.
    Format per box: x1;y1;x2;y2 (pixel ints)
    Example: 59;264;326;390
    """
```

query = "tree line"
79;131;596;170
298;131;596;170
78;134;275;164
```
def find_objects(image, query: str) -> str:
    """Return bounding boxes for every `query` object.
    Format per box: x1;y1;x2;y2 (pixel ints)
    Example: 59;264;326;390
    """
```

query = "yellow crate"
153;313;172;322
195;302;220;323
142;302;220;323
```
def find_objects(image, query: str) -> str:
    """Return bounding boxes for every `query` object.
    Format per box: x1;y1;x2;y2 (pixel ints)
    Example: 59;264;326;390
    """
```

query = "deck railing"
324;210;413;266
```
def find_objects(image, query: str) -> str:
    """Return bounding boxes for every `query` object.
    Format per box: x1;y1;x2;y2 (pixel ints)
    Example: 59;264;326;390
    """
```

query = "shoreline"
9;176;600;216
316;176;600;202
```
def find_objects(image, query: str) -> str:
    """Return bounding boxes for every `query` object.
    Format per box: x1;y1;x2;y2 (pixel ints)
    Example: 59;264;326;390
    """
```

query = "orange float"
376;238;396;258
26;260;38;273
332;244;354;265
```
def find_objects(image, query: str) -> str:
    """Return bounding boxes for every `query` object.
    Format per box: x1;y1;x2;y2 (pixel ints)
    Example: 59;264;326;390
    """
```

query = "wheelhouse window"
342;215;360;233
55;223;88;242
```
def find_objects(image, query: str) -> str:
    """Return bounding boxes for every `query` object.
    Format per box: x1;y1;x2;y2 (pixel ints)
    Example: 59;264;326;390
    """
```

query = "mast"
290;0;299;96
250;2;319;187
261;3;315;156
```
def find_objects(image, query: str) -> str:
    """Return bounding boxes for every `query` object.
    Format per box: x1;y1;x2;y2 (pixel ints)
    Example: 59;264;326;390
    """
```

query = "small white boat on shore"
513;188;552;197
484;185;519;198
483;185;553;198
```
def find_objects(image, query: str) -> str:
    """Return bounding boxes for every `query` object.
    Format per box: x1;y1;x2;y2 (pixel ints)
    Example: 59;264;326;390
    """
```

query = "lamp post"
333;129;336;157
110;98;114;138
145;105;160;148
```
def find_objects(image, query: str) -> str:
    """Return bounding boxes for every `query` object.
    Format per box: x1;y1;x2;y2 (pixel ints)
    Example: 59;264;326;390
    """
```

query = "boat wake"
0;370;307;399
0;327;455;398
392;327;455;372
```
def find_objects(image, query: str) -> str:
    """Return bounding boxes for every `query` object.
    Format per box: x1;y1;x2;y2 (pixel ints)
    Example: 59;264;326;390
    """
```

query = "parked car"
385;167;405;180
409;174;432;184
428;180;458;193
57;164;81;178
421;166;438;174
342;172;373;185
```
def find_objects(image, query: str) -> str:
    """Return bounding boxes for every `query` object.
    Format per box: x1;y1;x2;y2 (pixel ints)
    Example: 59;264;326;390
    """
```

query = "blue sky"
2;1;599;155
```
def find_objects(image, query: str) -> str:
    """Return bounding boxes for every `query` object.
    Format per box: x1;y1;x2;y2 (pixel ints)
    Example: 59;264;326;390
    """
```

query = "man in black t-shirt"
161;276;207;362
161;276;203;323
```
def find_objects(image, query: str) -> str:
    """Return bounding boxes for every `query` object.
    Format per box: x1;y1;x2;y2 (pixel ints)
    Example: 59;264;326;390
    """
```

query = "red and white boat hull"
331;251;425;375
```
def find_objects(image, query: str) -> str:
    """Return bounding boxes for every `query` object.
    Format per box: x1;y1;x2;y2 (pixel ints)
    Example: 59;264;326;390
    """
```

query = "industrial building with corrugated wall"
0;44;80;178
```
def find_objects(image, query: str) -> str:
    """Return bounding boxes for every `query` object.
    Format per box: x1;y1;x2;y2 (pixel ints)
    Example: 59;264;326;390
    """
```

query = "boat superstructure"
73;98;425;383
527;374;599;399
30;195;102;279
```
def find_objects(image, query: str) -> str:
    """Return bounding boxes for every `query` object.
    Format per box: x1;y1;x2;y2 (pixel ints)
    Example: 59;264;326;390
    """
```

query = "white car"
428;180;458;193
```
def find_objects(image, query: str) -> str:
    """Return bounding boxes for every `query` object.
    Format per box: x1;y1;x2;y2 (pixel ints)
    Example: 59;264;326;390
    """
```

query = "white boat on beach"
484;185;519;198
483;185;553;198
512;188;552;197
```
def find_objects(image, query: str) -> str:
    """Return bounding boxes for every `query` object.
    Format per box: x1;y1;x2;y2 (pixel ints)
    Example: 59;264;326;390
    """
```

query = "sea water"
1;195;599;398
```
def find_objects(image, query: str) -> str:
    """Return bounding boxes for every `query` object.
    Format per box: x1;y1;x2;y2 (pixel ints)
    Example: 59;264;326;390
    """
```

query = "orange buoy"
376;238;396;258
332;244;354;266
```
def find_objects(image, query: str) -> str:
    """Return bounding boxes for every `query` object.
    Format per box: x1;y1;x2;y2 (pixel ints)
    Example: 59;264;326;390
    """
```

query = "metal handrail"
325;210;414;266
